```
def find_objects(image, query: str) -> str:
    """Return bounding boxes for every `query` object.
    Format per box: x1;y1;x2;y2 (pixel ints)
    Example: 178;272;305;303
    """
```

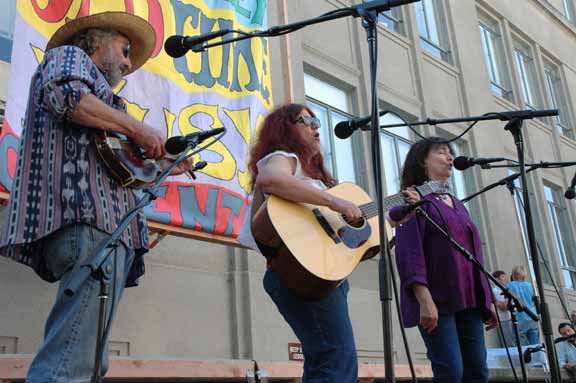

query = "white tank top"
236;150;327;251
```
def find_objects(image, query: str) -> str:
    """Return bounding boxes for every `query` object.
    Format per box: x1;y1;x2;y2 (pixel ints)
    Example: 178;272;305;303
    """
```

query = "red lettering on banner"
7;148;16;180
124;0;164;58
75;0;90;18
124;0;135;13
214;191;228;235
147;0;164;57
1;121;17;179
152;182;183;226
32;0;74;23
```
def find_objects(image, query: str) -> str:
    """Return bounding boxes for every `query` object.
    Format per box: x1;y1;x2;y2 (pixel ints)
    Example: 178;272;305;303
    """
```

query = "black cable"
404;119;480;145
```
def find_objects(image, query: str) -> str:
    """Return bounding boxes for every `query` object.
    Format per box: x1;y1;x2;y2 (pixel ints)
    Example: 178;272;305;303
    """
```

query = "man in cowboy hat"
0;11;191;382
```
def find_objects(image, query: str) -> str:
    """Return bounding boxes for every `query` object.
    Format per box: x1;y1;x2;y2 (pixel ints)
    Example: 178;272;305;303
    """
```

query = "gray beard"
101;48;124;88
103;67;123;88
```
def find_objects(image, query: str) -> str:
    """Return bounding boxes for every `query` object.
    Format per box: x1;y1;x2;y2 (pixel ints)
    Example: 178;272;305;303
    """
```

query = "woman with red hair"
244;103;362;382
240;103;419;381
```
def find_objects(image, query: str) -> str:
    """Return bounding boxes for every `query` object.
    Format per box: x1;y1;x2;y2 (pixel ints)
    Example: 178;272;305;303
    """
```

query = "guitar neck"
359;188;435;219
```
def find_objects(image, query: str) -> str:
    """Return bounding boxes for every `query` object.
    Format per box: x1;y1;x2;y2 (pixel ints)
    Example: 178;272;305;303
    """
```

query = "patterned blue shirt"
0;45;149;286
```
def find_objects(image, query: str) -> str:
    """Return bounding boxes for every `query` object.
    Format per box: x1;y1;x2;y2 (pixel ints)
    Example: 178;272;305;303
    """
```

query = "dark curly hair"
249;103;336;190
400;137;454;190
68;28;120;57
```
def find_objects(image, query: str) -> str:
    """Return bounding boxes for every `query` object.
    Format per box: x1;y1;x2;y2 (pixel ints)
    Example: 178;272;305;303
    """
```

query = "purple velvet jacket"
393;194;493;328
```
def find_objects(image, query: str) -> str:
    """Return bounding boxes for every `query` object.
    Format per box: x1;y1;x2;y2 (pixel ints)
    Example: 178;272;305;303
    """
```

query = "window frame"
564;0;576;23
303;72;359;184
543;59;574;139
415;0;452;63
478;13;514;102
378;7;405;35
379;115;413;197
0;0;16;62
512;39;542;110
543;183;576;289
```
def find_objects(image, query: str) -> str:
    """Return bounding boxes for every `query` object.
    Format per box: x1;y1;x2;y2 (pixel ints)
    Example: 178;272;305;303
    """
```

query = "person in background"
492;270;515;347
506;265;540;345
557;322;576;372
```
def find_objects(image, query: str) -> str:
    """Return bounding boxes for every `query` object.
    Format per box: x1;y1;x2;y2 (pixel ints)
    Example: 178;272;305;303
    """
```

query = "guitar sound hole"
342;215;365;228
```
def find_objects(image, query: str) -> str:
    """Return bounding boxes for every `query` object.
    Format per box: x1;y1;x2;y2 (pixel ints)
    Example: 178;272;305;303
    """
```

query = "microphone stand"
503;118;562;382
63;142;199;383
360;9;396;382
414;207;538;383
461;161;576;204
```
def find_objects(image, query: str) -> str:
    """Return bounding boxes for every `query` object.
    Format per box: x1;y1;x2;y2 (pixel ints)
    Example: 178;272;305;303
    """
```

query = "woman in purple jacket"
394;137;497;383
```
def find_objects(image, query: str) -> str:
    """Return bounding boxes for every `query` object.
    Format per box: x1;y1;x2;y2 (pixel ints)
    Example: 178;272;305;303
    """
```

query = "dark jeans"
263;269;358;383
419;309;488;383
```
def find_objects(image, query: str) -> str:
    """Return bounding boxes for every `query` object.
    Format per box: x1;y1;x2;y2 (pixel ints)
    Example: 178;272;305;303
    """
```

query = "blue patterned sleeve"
38;45;99;121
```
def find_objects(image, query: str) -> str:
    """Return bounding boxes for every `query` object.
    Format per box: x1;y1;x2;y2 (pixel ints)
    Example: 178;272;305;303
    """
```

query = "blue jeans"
26;224;134;383
263;269;358;383
519;320;540;345
419;309;488;383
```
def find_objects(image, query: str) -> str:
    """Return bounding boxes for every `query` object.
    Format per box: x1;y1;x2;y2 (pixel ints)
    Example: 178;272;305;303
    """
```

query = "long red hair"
249;103;336;189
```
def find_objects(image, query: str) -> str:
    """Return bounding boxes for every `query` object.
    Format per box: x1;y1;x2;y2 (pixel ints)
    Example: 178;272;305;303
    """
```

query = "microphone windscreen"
164;35;188;58
165;137;187;155
453;156;471;171
334;121;353;139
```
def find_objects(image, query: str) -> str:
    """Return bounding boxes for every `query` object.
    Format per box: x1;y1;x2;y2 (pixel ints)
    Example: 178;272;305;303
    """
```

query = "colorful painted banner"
0;0;271;239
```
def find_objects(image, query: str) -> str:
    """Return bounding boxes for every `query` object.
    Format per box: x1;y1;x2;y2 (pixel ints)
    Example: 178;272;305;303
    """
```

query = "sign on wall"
0;0;271;240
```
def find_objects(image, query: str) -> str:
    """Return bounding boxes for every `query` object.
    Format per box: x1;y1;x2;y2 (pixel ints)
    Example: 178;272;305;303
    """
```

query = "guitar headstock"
415;181;449;197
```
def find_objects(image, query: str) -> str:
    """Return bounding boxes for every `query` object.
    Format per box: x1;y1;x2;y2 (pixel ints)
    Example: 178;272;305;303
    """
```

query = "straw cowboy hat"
46;11;156;73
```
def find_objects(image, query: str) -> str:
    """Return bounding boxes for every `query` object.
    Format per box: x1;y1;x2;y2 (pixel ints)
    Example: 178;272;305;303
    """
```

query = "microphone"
388;200;429;222
453;156;507;171
165;127;226;154
164;30;232;57
334;111;389;139
355;0;420;13
495;109;558;121
523;345;543;363
565;171;576;199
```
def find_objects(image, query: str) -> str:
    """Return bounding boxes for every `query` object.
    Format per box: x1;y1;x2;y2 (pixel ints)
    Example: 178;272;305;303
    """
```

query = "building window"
380;113;412;196
564;0;576;22
0;0;16;62
509;173;553;283
544;61;573;139
513;40;541;110
378;8;405;35
448;141;469;201
415;0;452;63
304;73;358;184
478;14;514;101
544;185;576;289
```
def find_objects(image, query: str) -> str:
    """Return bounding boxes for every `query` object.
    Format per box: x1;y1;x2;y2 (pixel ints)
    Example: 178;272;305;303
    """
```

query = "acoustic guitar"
251;181;447;300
